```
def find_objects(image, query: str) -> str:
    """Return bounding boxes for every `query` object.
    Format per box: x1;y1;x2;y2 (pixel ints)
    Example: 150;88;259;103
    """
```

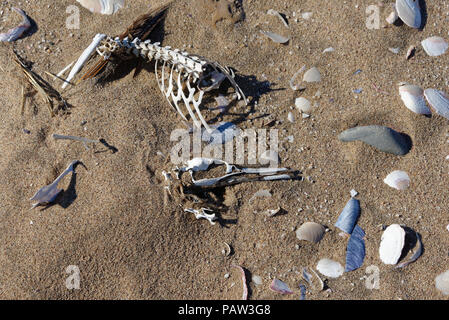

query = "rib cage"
96;36;247;133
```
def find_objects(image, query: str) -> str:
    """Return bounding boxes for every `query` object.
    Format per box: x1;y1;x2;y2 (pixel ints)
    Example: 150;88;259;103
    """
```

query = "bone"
62;33;106;89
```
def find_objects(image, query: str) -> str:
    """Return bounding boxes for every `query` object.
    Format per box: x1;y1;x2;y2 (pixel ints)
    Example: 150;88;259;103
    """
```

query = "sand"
0;0;448;300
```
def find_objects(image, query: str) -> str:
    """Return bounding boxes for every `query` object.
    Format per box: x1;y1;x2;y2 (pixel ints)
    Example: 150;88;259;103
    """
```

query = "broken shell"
232;265;248;300
435;270;449;295
296;222;326;243
303;67;321;83
384;170;410;190
396;231;422;268
316;259;344;278
345;225;366;272
295;97;312;113
405;45;416;60
335;198;360;234
398;84;431;115
424;89;449;121
386;6;399;24
395;0;422;29
421;36;448;57
76;0;125;15
267;9;289;28
379;224;405;265
270;278;293;294
260;30;289;44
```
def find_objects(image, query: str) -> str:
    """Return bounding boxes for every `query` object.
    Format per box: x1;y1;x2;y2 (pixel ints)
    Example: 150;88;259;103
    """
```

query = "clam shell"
398;84;431;115
424;89;449;120
296;222;325;243
421;36;448;57
395;0;421;29
303;67;321;83
335;198;360;234
379;224;405;265
77;0;124;15
269;278;293;294
384;170;410;190
295;97;312;113
435;270;449;295
316;259;344;278
345;225;366;272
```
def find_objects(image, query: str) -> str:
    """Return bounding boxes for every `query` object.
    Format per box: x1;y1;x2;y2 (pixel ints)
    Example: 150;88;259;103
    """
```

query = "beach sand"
0;0;448;299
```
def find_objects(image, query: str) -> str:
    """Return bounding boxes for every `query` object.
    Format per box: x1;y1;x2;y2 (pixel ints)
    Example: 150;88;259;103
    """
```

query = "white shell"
260;30;289;44
435;270;449;295
379;224;405;265
421;36;448;56
296;222;325;243
384;170;410;190
424;89;449;120
295;97;312;113
386;6;399;24
77;0;124;15
395;0;421;29
399;84;430;115
316;259;344;278
303;67;321;82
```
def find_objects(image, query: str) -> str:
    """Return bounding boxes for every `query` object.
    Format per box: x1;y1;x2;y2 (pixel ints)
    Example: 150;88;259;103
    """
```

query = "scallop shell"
435;270;449;296
398;84;431;115
384;170;410;190
421;36;448;57
295;97;312;113
335;198;360;234
303;67;321;83
76;0;124;15
424;89;449;120
395;0;421;29
316;259;344;278
379;224;405;265
296;222;325;243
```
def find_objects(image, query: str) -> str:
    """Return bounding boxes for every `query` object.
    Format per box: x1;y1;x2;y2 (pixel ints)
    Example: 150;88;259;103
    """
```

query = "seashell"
396;230;422;268
76;0;125;15
303;67;321;83
379;224;405;265
295;97;312;113
421;36;448;57
424;89;449;121
287;111;295;123
335;198;360;234
260;30;289;44
267;9;289;28
388;47;400;54
296;222;326;243
395;0;422;29
338;125;412;156
0;7;31;42
231;265;248;300
270;278;293;294
323;47;335;53
345;225;366;272
405;45;416;60
398;84;431;115
252;275;262;286
386;6;399;24
435;270;449;295
316;259;344;278
384;170;410;190
299;284;307;300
